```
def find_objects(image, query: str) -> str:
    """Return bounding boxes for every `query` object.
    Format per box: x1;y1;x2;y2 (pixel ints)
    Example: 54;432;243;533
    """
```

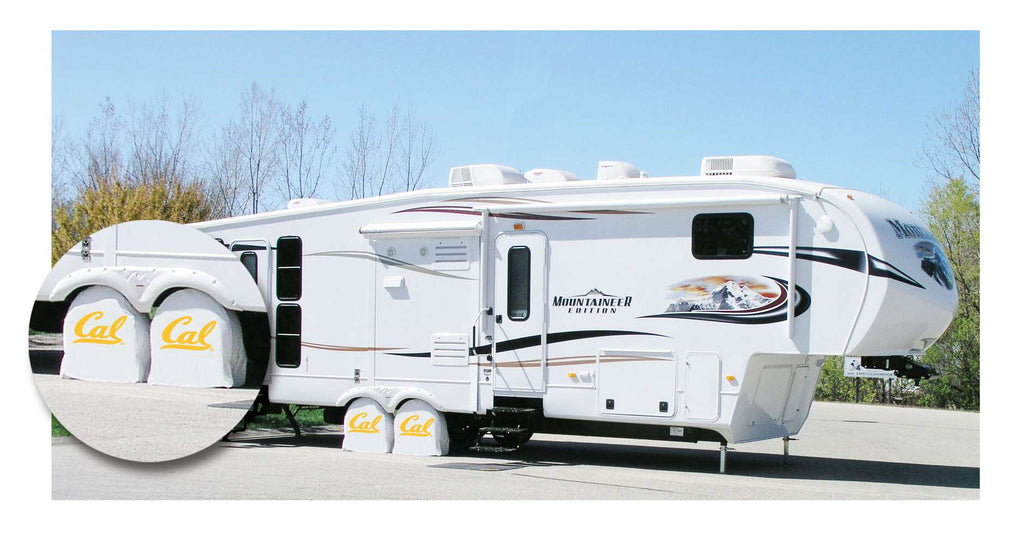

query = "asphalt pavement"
51;401;979;499
37;374;258;462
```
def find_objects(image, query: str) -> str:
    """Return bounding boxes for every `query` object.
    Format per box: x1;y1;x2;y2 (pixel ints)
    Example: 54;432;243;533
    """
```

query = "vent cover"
700;155;796;179
433;239;470;271
448;164;528;187
702;157;734;176
431;333;470;366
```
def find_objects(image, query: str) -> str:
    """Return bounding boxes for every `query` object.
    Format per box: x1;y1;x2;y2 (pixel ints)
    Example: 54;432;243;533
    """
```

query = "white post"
787;197;800;338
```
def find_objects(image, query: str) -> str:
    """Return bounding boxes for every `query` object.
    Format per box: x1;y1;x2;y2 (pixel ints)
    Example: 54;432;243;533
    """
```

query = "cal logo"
160;316;217;351
347;412;382;434
72;311;127;345
399;415;435;437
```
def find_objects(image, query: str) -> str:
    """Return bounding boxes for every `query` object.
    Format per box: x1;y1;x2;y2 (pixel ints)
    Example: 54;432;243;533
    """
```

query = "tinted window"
276;304;301;367
240;251;258;282
692;213;754;259
507;246;530;320
277;236;302;267
276;236;302;300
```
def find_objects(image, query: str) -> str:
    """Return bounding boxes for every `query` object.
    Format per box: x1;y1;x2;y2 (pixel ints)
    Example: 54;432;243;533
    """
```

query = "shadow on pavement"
507;439;979;489
221;432;978;489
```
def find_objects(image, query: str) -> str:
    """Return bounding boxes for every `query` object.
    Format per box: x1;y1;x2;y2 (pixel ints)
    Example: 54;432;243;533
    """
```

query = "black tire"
446;414;484;451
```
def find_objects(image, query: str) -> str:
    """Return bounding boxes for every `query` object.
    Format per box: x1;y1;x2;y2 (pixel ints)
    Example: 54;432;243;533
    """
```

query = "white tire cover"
61;286;150;383
343;398;394;454
148;289;246;388
392;399;449;457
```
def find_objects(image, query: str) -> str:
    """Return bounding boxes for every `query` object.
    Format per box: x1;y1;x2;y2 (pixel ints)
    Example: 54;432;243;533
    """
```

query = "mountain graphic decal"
643;275;810;325
574;288;620;299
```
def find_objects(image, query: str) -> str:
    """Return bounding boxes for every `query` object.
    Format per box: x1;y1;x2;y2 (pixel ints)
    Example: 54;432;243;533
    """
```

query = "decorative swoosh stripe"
753;246;923;289
866;255;925;289
753;246;866;272
493;354;673;368
387;329;666;358
569;209;653;215
394;205;587;221
393;199;651;221
444;196;551;205
301;342;406;352
307;250;474;280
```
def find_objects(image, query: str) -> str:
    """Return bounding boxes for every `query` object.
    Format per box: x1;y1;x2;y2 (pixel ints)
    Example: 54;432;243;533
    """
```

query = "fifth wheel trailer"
36;155;957;469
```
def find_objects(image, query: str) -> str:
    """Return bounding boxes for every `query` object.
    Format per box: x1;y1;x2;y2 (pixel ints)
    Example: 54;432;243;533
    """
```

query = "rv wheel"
446;413;484;451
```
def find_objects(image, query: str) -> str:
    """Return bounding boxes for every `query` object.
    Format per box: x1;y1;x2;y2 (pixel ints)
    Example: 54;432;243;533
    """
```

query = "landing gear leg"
283;405;301;437
782;436;797;464
719;442;728;474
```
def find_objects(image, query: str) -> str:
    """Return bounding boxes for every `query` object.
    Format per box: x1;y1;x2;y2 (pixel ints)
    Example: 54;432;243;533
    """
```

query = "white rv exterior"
36;155;958;452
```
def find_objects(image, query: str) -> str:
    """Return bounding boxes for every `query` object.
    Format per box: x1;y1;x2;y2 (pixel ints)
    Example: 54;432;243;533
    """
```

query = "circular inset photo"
30;220;270;462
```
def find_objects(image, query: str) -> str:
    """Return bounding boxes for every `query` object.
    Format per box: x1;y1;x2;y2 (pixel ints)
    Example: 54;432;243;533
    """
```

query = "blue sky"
52;31;978;211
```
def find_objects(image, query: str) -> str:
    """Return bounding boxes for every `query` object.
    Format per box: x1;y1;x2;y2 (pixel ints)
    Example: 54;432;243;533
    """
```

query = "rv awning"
359;220;482;239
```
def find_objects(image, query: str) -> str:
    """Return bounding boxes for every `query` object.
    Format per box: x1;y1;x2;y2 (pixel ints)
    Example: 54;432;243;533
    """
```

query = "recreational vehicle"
34;155;957;470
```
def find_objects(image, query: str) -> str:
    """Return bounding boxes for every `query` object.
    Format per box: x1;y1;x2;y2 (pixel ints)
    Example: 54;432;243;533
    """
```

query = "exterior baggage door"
492;232;548;395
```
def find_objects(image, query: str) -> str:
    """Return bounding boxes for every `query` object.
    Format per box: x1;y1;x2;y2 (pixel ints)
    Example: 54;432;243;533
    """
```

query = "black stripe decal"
388;329;666;358
752;246;866;272
753;245;923;289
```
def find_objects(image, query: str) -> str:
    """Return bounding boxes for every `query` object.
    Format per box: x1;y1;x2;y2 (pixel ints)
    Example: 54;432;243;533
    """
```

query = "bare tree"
206;124;249;218
81;97;125;189
341;103;439;199
376;106;401;196
398;106;438;193
125;95;201;185
921;69;979;189
342;104;378;200
233;83;282;214
51;116;73;208
279;100;336;202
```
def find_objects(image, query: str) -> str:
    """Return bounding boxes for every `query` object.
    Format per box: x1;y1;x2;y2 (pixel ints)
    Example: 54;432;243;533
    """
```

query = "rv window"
275;304;301;367
507;246;531;321
240;251;258;282
276;236;302;300
692;213;754;260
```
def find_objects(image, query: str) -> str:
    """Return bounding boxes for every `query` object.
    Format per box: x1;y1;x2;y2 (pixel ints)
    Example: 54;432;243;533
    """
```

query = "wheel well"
30;285;93;332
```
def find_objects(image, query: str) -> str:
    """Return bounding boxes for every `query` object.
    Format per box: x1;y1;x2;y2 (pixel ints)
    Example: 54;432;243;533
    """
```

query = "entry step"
481;426;530;435
469;445;520;454
491;407;536;415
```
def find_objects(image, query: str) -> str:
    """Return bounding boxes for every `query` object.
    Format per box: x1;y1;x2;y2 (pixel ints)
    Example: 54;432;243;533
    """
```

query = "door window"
507;246;531;321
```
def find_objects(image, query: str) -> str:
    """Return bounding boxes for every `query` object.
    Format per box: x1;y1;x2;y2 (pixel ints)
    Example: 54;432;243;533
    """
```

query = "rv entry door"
492;232;548;395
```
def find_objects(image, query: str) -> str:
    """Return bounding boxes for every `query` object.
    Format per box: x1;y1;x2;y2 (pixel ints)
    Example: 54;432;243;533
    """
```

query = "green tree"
917;177;980;410
51;175;214;264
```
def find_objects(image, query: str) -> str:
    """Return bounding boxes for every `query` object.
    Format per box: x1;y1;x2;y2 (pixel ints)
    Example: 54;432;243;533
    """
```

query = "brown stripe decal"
302;342;406;352
492;355;673;368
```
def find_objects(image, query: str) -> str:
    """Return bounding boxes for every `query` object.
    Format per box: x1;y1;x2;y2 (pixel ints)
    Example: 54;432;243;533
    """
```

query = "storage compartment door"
782;365;810;424
597;350;676;417
683;352;721;421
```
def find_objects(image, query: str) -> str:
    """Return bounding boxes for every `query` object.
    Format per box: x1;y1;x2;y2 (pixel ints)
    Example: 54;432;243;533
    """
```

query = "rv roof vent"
285;198;333;209
700;155;797;179
524;168;581;184
449;164;528;187
597;161;647;181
